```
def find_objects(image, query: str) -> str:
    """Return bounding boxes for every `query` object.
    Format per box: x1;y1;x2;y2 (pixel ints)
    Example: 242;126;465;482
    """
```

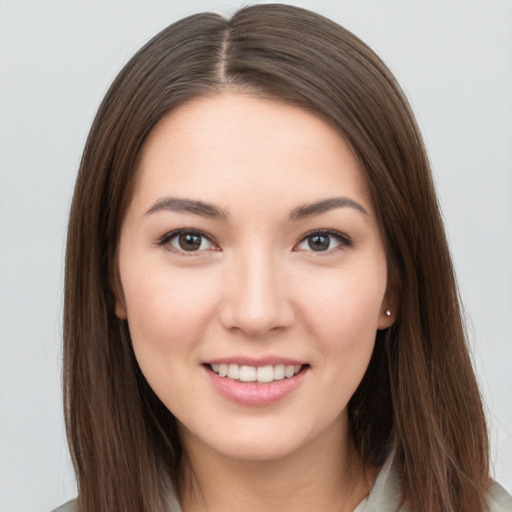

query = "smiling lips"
210;363;303;383
205;361;308;406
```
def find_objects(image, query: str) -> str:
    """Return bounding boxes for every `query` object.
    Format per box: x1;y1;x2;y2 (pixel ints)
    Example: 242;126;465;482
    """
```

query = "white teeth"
274;364;285;380
210;363;303;383
219;364;228;377
256;365;274;383
284;365;295;378
227;364;239;379
239;365;256;381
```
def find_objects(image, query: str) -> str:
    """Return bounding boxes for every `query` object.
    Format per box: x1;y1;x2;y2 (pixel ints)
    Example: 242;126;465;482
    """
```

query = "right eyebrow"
145;196;228;219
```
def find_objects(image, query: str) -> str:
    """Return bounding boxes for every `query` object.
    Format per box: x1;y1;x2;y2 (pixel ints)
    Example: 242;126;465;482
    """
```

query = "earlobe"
111;262;128;319
377;307;395;330
115;298;128;320
378;275;400;330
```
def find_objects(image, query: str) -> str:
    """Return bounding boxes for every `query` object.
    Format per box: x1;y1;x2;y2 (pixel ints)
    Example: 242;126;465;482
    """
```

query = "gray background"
1;1;511;510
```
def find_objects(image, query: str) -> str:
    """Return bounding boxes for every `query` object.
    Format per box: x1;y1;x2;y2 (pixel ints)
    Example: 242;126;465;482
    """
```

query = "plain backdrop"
1;1;511;510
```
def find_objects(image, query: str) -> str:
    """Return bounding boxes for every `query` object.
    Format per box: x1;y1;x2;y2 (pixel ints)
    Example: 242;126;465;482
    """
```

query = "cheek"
120;264;222;413
297;261;387;363
120;262;219;364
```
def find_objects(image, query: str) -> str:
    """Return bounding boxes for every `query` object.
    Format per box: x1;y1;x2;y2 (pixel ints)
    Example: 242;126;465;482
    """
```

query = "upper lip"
204;356;308;367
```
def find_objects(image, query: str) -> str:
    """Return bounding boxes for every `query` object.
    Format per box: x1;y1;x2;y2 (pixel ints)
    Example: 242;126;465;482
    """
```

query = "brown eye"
177;233;203;251
307;234;330;251
295;230;351;253
160;230;215;252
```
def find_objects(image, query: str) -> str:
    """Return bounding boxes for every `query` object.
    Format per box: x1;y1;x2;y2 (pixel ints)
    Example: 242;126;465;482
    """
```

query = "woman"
55;4;511;512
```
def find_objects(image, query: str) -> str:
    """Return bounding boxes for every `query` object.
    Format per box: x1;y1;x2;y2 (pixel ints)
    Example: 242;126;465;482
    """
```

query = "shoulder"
47;481;510;512
488;481;512;512
361;451;512;512
50;499;76;512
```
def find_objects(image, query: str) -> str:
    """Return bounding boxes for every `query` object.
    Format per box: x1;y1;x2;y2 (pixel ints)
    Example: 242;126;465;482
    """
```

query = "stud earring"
385;309;391;317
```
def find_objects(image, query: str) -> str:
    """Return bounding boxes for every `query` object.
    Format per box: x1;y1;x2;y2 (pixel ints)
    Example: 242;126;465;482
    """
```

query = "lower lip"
204;366;308;406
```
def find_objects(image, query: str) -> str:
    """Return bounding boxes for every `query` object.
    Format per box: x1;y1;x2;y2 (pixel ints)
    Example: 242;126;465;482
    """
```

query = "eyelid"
294;229;352;252
157;228;220;253
156;228;351;254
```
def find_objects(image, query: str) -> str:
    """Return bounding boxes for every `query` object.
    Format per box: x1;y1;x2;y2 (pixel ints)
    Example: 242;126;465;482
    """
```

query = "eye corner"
294;229;352;254
157;228;220;254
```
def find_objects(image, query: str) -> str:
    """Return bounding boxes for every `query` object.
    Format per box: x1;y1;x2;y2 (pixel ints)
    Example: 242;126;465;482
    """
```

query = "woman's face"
115;93;395;462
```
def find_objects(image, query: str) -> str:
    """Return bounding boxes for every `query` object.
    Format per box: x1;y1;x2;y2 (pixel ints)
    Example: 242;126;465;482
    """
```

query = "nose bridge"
220;243;292;336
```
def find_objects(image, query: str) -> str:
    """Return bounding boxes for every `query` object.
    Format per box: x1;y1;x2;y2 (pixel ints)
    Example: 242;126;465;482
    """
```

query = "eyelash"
157;229;352;254
295;230;352;253
157;229;218;254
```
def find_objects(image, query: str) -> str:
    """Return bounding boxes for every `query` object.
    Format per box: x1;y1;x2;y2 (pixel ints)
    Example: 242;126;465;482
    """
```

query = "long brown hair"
64;4;490;511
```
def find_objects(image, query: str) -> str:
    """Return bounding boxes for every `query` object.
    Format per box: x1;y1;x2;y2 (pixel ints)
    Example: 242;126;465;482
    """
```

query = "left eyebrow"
289;197;369;221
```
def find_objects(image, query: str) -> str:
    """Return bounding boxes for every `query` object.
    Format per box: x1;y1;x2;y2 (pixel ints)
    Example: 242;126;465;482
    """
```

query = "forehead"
130;92;374;217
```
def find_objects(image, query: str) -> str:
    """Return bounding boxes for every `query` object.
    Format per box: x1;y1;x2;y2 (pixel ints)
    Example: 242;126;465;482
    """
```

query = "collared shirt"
52;453;512;512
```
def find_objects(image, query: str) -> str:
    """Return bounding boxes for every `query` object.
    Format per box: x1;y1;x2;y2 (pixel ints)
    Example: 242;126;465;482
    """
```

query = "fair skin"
115;92;396;512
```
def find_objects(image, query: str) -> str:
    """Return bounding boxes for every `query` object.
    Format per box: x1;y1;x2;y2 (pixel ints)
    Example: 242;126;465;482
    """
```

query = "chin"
212;436;305;462
181;413;342;465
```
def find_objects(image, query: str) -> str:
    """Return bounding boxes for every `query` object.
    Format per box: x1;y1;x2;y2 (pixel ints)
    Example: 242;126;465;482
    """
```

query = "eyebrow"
145;195;368;220
145;197;228;219
289;197;368;220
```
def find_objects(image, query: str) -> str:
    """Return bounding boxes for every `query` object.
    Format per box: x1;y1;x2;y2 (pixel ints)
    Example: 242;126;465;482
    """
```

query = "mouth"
206;363;307;383
203;360;309;406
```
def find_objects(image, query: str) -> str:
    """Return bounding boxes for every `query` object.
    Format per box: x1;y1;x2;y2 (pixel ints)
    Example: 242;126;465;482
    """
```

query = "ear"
110;260;128;319
114;294;128;320
377;275;399;330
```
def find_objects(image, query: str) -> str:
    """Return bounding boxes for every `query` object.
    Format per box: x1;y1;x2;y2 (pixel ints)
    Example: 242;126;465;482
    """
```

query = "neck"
178;417;373;512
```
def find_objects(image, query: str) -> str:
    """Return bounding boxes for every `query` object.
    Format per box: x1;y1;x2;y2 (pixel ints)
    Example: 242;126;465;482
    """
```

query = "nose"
219;248;295;338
